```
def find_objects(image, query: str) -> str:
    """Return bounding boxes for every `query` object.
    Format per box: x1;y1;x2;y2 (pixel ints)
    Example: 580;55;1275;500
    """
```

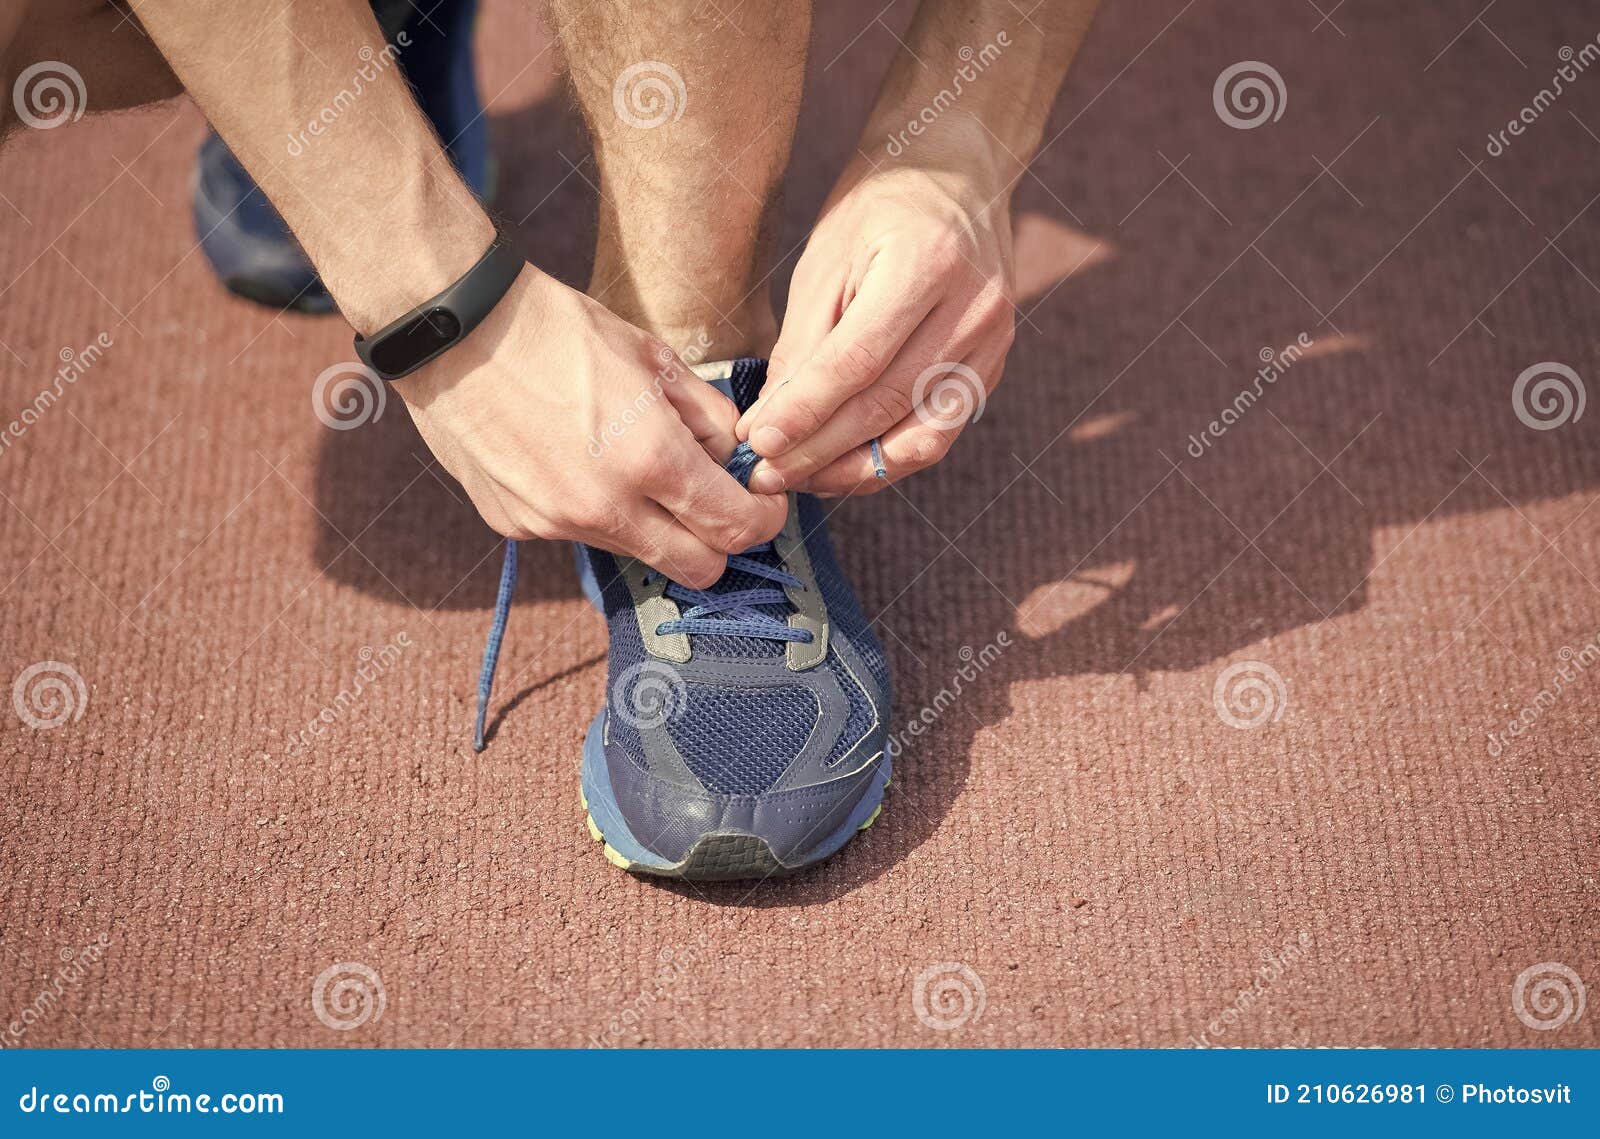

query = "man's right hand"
132;0;781;586
395;267;786;590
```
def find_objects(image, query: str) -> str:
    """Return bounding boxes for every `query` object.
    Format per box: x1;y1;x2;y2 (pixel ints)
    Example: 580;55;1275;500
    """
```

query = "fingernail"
749;466;786;494
752;425;791;456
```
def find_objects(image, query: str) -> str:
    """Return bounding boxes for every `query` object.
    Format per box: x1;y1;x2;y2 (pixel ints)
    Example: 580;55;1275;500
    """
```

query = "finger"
799;413;968;498
637;426;788;555
746;261;937;458
602;500;731;591
749;305;976;492
738;263;846;441
660;364;741;462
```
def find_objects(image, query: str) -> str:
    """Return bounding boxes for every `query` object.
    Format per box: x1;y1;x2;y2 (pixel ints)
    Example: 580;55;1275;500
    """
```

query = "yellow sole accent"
601;842;632;869
581;776;883;874
580;788;607;843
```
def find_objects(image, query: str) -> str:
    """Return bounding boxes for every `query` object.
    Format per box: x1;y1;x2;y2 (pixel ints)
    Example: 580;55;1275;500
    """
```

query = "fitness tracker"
353;233;524;381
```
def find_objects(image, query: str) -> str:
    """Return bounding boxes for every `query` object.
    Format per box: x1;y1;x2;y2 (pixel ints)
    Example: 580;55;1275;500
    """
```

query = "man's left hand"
738;142;1015;497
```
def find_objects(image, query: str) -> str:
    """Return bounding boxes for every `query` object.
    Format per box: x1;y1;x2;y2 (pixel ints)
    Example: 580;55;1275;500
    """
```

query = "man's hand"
737;0;1099;496
134;0;784;587
740;138;1014;497
400;267;786;589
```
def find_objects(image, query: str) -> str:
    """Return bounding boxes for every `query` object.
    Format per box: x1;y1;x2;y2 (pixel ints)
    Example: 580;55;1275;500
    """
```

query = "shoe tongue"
682;437;787;660
729;359;766;415
691;357;768;416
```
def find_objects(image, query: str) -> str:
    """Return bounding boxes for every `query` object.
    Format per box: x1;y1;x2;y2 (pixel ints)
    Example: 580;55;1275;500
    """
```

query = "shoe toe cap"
606;741;885;872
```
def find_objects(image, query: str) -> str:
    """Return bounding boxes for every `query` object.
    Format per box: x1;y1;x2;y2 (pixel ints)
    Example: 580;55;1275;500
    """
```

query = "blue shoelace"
473;536;519;751
471;441;828;752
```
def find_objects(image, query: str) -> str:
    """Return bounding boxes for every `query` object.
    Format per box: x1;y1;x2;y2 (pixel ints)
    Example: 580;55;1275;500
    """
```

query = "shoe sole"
572;543;890;881
578;712;889;881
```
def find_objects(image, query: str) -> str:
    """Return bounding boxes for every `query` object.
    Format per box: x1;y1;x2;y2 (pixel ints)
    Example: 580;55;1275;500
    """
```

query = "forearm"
135;0;495;333
862;0;1099;184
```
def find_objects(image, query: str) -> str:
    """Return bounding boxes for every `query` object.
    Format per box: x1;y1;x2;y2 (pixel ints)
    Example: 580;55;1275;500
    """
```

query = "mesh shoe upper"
581;358;891;864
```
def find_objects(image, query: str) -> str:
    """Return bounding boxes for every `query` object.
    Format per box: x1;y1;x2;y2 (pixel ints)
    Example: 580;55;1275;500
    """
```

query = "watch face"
369;307;462;377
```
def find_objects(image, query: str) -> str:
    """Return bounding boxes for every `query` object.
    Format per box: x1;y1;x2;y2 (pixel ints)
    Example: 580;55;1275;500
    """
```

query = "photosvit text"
1265;1083;1573;1105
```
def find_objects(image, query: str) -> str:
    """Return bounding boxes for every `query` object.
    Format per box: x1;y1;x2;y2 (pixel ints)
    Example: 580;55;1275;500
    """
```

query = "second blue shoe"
191;0;492;313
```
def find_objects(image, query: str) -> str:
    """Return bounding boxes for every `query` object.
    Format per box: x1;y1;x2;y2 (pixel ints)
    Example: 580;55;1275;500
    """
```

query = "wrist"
850;108;1014;219
862;16;1059;188
862;92;1018;195
311;169;499;336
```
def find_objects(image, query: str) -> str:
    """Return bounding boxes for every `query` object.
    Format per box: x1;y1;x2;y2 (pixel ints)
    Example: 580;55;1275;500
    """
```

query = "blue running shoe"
191;0;491;314
473;359;892;880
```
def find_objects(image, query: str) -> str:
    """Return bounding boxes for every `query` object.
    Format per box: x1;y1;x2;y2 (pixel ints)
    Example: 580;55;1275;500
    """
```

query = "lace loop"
650;543;810;643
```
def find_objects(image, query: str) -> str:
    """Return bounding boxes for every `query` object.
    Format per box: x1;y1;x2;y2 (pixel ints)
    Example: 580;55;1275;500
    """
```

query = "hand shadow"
309;3;1600;908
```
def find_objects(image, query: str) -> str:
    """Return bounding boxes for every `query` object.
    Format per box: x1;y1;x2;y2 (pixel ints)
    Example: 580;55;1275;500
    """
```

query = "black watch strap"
353;234;524;381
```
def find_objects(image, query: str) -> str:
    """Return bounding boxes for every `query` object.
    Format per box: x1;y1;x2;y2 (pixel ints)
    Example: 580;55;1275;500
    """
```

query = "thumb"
660;367;740;462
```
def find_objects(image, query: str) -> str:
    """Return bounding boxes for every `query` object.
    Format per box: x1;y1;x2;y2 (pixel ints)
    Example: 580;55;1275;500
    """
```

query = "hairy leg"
549;0;810;361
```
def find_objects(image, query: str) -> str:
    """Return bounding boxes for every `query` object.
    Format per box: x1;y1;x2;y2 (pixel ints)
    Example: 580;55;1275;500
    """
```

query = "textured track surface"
2;2;1597;1047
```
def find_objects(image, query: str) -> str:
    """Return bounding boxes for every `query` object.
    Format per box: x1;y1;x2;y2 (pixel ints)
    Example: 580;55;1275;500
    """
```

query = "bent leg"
549;0;811;360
